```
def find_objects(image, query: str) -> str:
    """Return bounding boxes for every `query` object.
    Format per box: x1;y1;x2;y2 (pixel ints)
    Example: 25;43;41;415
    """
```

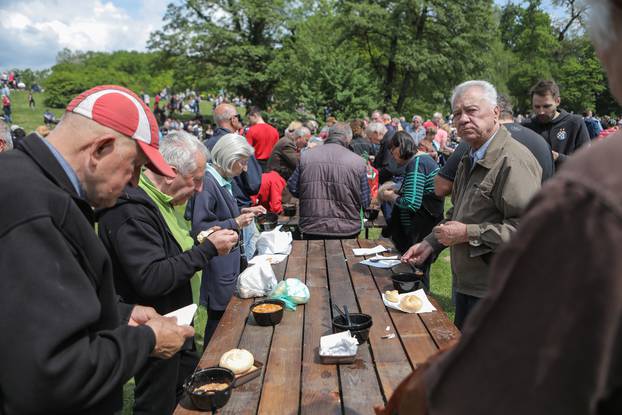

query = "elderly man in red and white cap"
0;85;195;415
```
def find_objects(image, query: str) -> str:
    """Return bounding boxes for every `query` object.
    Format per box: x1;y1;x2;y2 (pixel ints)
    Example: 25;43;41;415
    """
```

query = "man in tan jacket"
403;80;542;329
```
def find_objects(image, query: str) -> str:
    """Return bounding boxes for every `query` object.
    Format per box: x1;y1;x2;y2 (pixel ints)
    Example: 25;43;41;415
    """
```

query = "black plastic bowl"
364;209;380;221
184;367;235;411
282;203;296;217
391;272;425;294
332;313;373;344
256;213;279;231
251;299;285;326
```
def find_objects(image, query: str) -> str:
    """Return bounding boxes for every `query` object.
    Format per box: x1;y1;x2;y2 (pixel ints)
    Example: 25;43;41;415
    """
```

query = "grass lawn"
10;91;455;413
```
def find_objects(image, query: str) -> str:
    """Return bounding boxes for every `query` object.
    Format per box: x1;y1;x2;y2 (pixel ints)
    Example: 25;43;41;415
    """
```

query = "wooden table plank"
300;241;341;415
357;239;460;352
220;257;289;415
325;240;384;415
257;241;307;415
341;239;413;399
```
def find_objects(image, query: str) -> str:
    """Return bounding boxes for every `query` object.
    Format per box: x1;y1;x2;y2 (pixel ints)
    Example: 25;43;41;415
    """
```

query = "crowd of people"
1;0;622;413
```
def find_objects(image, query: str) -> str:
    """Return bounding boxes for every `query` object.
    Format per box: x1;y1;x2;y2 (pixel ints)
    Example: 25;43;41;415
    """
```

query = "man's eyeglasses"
231;114;243;122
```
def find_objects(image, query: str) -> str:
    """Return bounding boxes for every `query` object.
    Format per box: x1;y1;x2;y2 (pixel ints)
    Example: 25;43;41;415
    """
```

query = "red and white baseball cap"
66;85;175;177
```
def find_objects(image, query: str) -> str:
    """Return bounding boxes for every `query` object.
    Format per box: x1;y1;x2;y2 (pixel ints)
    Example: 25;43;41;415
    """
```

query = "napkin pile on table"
319;331;358;356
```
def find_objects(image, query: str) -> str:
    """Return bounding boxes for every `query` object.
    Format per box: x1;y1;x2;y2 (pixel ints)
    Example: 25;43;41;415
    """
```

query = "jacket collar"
19;133;81;199
464;125;512;170
18;133;95;223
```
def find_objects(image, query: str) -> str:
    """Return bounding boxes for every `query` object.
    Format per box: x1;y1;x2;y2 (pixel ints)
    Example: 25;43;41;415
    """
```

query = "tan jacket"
425;126;542;297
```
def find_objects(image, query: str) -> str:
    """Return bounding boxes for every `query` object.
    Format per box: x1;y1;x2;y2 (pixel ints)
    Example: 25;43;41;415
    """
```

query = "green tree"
338;0;500;115
271;0;381;123
148;0;291;108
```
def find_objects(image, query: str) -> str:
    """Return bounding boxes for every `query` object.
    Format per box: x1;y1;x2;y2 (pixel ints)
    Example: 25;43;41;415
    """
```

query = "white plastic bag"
236;260;278;299
256;225;293;255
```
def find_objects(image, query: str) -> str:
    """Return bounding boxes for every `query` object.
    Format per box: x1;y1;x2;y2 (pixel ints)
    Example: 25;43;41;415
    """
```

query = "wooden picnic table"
174;239;459;415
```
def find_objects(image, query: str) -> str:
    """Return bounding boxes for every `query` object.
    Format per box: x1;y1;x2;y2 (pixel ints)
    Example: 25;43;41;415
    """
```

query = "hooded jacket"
98;185;217;315
0;134;155;415
522;109;590;167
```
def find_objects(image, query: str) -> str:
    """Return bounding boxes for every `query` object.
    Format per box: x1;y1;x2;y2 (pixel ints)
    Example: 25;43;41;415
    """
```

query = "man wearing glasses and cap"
0;85;196;414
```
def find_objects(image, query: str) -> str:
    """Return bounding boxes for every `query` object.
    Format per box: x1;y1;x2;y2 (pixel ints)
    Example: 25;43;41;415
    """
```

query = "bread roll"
385;290;400;303
400;295;423;313
219;349;254;374
197;229;215;244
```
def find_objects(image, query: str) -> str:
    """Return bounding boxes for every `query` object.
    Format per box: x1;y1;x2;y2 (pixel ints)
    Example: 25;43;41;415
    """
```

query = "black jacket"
205;127;262;207
350;134;375;158
98;186;217;315
0;134;155;415
522;109;590;167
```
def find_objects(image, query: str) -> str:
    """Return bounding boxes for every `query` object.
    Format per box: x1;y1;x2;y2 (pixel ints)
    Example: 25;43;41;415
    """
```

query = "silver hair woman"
210;133;255;178
189;132;264;346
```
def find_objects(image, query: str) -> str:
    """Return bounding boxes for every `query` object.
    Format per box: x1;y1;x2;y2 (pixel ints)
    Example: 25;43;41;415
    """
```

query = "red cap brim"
137;140;176;178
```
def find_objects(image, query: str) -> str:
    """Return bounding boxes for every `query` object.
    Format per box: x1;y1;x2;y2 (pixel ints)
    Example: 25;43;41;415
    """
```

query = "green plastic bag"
268;278;310;310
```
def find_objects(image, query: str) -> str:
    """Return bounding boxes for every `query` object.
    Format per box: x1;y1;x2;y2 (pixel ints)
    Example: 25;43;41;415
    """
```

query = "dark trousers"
133;346;199;415
204;308;225;349
454;292;481;331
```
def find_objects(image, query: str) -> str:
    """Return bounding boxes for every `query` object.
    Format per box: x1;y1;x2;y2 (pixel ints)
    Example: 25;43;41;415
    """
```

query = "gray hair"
294;127;311;138
0;119;12;151
211;133;254;177
327;122;353;144
585;0;620;48
159;130;208;175
451;80;498;110
365;121;387;136
411;115;423;123
304;120;318;134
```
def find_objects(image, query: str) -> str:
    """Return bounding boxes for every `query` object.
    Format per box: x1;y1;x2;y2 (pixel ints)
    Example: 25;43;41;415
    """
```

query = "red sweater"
251;171;286;214
246;123;280;160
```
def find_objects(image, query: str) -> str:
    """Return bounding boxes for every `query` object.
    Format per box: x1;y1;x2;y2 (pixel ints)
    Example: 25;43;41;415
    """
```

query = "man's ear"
89;135;117;167
555;96;561;106
164;166;178;184
0;140;6;153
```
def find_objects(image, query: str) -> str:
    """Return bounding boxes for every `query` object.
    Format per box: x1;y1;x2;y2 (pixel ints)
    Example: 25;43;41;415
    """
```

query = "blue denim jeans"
242;219;257;260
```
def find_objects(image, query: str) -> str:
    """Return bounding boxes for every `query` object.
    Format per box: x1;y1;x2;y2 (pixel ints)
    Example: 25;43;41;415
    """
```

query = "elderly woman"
378;131;443;289
190;133;265;345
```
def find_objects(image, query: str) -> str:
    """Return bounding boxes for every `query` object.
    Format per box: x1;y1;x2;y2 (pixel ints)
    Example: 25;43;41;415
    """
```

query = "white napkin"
319;331;359;356
248;254;288;265
382;289;437;314
164;304;198;326
352;245;387;256
360;259;401;268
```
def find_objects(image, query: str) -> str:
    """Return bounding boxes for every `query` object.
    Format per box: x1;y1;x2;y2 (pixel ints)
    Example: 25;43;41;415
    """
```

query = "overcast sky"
1;0;567;72
0;0;173;71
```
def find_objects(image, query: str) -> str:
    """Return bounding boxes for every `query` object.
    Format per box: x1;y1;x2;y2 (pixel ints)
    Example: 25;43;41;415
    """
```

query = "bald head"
213;103;239;130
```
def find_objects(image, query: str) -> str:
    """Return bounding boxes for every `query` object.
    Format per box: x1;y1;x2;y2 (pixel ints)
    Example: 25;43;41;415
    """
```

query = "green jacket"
426;126;542;297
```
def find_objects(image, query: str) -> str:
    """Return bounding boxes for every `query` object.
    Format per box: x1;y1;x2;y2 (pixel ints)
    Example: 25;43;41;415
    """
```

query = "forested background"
15;0;621;126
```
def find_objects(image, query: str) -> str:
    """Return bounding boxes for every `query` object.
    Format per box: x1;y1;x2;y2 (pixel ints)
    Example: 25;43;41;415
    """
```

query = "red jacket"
251;171;286;214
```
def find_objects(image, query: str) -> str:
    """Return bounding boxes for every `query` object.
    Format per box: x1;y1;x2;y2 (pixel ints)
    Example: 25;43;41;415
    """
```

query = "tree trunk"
383;34;398;111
